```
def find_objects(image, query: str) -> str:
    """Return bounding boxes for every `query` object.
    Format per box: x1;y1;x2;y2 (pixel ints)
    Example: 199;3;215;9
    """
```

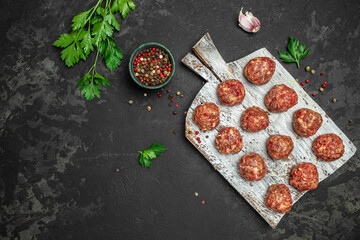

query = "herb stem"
93;50;100;72
87;50;101;87
86;0;103;22
107;0;113;12
74;0;103;42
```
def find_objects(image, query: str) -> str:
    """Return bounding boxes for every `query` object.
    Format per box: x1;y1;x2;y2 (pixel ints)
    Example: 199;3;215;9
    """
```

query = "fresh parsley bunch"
279;36;309;68
138;144;167;168
54;0;136;100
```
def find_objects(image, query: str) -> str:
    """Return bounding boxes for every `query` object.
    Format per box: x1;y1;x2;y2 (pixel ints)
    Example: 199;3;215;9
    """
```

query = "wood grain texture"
181;33;357;229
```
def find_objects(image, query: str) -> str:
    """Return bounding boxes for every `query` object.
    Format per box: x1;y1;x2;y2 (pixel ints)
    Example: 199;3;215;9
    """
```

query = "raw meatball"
312;133;345;161
244;57;276;85
193;102;220;131
239;153;267;181
265;84;298;113
290;162;319;191
267;135;294;160
241;106;269;132
217;79;246;106
264;184;292;213
293;108;323;137
215;127;243;154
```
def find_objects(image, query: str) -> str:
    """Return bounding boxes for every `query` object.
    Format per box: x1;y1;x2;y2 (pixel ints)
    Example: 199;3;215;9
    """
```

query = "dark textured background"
1;0;360;239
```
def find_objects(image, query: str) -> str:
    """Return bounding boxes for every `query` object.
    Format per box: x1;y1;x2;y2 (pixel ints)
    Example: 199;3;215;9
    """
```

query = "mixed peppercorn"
133;47;172;86
298;66;330;99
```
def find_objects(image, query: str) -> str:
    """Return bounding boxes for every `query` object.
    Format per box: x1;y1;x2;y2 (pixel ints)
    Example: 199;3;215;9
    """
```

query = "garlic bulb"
238;8;260;33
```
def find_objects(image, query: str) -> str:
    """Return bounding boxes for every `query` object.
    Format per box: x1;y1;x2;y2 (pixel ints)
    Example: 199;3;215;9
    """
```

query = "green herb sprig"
279;36;309;68
138;144;167;168
54;0;136;101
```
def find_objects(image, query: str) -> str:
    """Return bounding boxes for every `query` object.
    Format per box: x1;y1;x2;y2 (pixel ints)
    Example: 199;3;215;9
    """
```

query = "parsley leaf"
278;51;296;63
54;0;136;101
139;154;152;168
94;73;111;86
53;32;76;48
60;42;80;67
72;10;91;31
80;30;94;57
100;38;123;71
81;83;101;100
147;144;167;156
111;0;136;18
299;48;309;60
105;13;120;31
76;71;110;100
92;20;113;47
138;144;167;168
278;36;310;68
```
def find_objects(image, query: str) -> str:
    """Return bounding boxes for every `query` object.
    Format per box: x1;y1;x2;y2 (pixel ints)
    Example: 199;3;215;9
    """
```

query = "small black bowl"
129;42;175;89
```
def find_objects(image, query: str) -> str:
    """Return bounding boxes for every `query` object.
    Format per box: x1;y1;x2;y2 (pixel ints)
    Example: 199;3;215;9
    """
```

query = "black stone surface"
1;0;360;239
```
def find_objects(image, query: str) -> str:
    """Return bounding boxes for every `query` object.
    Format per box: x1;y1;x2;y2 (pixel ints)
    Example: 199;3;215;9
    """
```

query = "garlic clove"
238;7;261;33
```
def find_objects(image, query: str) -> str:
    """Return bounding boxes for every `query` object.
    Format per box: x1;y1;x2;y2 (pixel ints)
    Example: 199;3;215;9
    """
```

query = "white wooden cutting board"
182;33;357;228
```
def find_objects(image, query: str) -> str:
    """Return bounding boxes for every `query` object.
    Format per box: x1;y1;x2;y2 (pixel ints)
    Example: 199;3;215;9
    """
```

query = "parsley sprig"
138;144;167;168
278;36;309;68
53;0;136;101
